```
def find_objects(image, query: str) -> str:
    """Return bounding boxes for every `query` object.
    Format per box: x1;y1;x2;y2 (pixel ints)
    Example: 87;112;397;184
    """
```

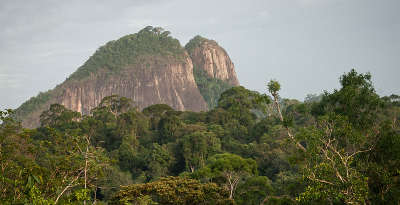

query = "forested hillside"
1;70;399;204
15;27;239;128
16;26;186;119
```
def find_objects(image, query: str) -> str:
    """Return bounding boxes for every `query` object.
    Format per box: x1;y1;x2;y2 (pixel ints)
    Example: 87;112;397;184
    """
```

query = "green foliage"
210;86;271;143
142;104;174;130
0;110;43;203
111;176;233;205
362;121;400;204
92;95;134;116
304;94;323;103
218;86;270;113
14;27;186;125
180;130;221;172
296;114;371;204
3;69;399;204
146;143;175;180
269;69;400;204
235;176;274;205
184;35;213;53
188;35;238;109
312;69;383;130
193;153;258;199
14;91;54;121
268;80;281;97
142;104;174;117
157;114;182;144
205;153;258;177
193;66;234;109
40;103;81;128
69;26;186;80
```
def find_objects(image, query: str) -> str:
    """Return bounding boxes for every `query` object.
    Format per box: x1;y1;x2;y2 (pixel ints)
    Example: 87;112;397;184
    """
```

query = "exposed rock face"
188;39;239;86
19;55;207;128
16;27;240;128
59;55;207;115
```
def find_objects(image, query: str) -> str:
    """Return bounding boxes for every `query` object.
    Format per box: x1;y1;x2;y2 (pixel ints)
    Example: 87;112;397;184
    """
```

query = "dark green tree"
111;176;233;205
193;153;258;199
180;130;221;172
39;104;81;129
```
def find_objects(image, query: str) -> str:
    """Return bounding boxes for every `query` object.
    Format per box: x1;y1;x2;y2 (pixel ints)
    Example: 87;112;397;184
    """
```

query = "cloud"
0;73;26;89
296;0;343;7
0;0;399;109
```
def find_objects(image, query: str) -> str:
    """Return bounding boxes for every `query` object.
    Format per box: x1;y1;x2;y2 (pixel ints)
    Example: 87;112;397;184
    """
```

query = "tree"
362;96;400;203
157;114;182;144
142;104;174;130
267;80;306;152
111;176;233;205
92;95;134;117
180;130;221;172
235;176;274;205
146;143;175;180
193;153;258;199
268;70;391;204
296;114;371;204
34;105;116;204
0;109;48;204
39;104;81;128
218;86;270;117
312;69;382;130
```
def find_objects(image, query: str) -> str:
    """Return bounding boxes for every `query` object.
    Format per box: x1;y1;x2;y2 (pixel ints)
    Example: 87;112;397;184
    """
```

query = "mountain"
186;36;240;108
186;36;239;86
15;26;239;128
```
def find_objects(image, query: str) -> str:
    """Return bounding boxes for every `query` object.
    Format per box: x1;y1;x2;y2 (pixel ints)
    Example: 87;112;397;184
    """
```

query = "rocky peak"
15;27;240;128
185;36;239;86
58;54;207;116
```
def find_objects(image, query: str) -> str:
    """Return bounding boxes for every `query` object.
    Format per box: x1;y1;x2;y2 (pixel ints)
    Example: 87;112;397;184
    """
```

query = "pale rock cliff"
59;55;207;115
16;28;239;128
19;55;207;128
188;39;239;86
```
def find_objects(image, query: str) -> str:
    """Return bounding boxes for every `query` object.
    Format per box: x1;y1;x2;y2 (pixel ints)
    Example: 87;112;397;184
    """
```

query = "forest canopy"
1;69;399;204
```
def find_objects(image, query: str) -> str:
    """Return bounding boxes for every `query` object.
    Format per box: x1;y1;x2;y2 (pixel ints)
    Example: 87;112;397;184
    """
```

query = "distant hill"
15;26;239;128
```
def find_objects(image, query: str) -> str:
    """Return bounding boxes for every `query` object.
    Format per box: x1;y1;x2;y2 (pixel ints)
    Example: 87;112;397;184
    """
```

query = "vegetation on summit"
184;35;215;53
15;90;55;122
17;25;186;121
69;26;186;80
14;28;237;124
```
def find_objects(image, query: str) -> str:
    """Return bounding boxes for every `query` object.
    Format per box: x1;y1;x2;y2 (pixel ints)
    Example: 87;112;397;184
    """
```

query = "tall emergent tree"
268;69;400;204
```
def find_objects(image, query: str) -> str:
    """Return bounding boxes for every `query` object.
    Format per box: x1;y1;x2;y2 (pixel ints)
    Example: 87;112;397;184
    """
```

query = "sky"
0;0;399;109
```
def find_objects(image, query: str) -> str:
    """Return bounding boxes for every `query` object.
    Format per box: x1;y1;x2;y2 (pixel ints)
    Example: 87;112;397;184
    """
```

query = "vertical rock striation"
186;36;239;86
16;27;240;128
58;55;207;115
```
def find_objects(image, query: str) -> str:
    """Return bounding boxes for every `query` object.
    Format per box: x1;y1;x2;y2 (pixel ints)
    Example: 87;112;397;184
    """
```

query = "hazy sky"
1;0;399;109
